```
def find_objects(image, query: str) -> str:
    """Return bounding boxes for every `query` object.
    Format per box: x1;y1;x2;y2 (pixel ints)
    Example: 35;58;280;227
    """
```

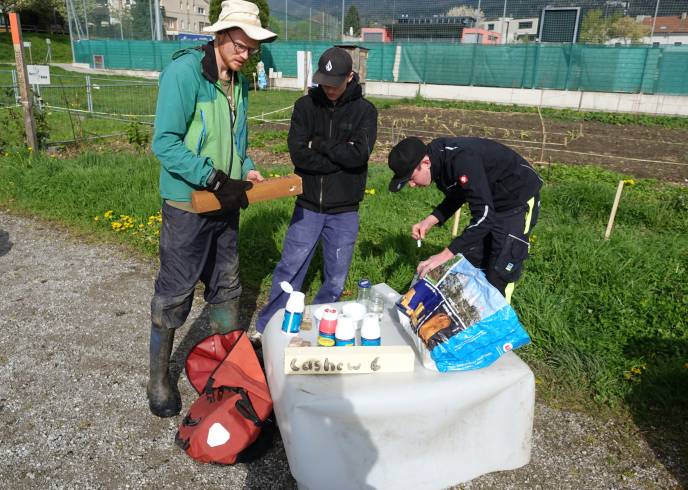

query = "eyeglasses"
226;32;259;56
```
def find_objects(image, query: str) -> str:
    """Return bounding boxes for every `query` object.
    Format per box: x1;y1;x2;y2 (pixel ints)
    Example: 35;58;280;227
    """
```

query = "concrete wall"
273;77;688;116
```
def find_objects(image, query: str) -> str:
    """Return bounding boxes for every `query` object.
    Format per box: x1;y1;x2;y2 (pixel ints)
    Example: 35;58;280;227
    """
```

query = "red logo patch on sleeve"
459;174;469;185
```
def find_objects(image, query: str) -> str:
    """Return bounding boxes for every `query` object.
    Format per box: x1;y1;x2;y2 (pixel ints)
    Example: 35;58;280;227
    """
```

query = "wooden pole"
9;12;38;151
604;180;625;240
451;207;462;238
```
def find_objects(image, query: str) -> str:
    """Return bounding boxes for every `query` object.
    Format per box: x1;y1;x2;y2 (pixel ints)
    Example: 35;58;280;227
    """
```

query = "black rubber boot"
208;298;242;335
146;324;182;418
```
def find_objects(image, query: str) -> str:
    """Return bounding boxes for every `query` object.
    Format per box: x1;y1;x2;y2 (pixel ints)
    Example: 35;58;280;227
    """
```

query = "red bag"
175;331;274;464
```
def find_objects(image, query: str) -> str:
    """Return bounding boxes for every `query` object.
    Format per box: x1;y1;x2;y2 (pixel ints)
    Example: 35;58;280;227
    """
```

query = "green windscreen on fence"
74;39;688;96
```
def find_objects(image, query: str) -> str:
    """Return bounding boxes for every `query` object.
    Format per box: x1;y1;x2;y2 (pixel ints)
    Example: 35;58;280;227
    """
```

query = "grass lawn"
0;32;73;64
0;150;685;433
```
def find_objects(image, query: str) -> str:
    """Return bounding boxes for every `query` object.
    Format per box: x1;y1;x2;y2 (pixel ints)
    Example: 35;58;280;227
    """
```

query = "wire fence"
63;0;688;46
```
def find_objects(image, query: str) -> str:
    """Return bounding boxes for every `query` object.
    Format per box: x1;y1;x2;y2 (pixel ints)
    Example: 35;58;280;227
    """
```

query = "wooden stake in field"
451;207;462;238
604;180;625;240
9;12;38;151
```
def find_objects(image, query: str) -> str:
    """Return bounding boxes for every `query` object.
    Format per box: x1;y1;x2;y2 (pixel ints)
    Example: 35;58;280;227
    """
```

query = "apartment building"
161;0;210;35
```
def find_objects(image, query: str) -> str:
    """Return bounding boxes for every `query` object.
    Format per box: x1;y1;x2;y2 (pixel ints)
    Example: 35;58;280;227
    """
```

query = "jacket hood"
309;72;363;107
170;42;229;85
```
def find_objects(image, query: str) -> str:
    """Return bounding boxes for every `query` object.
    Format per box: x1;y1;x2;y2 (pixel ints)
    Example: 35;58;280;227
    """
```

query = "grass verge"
0;151;685;426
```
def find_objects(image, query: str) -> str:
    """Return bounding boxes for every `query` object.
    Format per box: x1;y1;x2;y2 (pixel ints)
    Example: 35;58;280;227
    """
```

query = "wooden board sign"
191;174;303;213
284;345;415;375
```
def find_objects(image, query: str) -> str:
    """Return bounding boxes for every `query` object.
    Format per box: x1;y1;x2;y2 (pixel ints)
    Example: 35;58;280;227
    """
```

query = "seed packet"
396;256;530;372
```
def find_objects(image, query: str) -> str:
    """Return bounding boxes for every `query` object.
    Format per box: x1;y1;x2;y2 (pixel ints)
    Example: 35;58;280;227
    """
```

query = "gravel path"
0;211;681;489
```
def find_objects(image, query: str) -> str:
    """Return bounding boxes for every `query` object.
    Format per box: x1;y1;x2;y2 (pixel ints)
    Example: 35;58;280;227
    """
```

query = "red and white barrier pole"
9;12;38;151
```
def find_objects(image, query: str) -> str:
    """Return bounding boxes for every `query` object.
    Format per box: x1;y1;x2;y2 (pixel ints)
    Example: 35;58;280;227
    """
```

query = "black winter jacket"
428;137;543;254
287;75;378;214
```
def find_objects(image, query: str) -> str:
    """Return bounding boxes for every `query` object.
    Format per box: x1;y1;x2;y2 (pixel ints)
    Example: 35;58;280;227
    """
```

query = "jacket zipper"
196;110;206;155
319;108;335;212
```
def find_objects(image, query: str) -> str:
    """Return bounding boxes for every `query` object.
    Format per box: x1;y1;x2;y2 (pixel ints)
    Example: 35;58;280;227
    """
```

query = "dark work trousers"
151;202;241;330
255;205;359;333
461;194;540;303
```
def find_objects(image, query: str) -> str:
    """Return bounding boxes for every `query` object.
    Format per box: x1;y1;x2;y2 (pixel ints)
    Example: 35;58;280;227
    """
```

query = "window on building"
518;21;533;29
197;7;205;14
487;23;494;30
674;42;683;46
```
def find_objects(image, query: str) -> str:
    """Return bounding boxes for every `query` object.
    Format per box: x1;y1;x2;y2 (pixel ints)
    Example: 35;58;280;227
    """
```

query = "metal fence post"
11;69;20;104
563;44;574;91
469;42;478;86
86;75;94;113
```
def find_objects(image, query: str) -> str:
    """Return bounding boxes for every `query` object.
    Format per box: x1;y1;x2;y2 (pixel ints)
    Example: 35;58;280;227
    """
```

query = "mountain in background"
267;0;687;24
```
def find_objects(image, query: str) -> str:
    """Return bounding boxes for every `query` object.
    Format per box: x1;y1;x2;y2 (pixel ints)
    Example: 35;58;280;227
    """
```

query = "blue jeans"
256;206;359;333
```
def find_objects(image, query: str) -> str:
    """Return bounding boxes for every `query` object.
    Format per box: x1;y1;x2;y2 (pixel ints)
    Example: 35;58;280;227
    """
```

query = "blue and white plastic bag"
396;256;530;372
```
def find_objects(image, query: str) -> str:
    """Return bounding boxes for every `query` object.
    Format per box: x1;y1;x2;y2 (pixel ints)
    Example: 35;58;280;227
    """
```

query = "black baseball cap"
313;47;353;87
388;137;428;192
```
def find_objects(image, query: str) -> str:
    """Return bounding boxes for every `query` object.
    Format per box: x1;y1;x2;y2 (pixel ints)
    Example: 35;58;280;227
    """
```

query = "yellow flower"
104;210;114;219
111;222;122;230
623;179;636;186
94;216;100;221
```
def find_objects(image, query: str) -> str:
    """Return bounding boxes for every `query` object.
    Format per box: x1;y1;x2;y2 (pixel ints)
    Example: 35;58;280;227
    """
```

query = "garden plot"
245;104;688;184
375;106;688;182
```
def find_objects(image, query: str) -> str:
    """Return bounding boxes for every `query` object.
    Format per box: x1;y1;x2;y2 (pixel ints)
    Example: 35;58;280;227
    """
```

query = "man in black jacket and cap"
388;136;542;303
255;47;377;334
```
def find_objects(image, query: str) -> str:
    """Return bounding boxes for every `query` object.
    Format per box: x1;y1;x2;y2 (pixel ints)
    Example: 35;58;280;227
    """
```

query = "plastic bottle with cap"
356;278;372;310
360;313;381;346
335;316;356;346
280;281;305;336
318;307;338;346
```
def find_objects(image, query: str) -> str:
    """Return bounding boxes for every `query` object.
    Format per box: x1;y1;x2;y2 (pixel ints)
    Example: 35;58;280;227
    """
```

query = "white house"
483;17;539;44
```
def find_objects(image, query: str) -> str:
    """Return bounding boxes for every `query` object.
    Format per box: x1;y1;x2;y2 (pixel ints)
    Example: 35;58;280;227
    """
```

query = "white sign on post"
27;65;50;85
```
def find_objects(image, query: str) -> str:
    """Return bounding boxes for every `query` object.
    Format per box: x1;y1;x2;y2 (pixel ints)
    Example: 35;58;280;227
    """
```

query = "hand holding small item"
417;248;455;279
411;214;439;241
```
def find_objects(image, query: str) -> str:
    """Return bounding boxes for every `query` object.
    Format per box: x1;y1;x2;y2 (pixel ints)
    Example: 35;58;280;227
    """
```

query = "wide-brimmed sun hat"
203;0;277;42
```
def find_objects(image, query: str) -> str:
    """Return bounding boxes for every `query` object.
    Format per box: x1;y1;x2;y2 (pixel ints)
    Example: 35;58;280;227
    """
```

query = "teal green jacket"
152;43;255;202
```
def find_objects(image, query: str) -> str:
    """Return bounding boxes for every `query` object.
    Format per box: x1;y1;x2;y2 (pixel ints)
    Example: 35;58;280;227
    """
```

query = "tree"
130;0;152;39
579;9;610;44
610;16;650;44
344;5;360;36
0;0;19;32
446;6;484;25
209;0;221;24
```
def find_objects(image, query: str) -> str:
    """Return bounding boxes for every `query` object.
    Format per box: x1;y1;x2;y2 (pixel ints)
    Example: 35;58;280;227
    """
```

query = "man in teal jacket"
147;0;276;418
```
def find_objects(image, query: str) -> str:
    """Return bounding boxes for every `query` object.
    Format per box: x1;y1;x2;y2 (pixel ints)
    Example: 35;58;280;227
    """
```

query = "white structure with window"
160;0;210;36
483;17;539;44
